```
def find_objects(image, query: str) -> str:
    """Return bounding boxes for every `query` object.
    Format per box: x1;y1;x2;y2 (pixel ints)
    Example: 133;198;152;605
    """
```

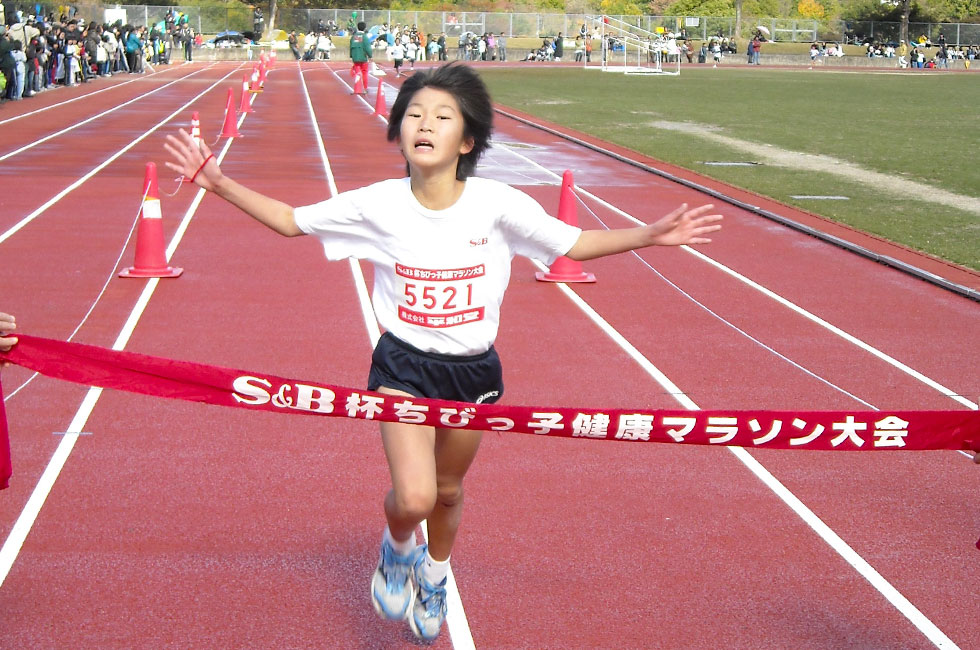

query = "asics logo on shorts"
475;390;499;404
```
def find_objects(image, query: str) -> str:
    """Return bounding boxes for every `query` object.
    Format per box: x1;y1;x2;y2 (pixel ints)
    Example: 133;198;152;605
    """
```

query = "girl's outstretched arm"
566;203;722;261
164;129;303;237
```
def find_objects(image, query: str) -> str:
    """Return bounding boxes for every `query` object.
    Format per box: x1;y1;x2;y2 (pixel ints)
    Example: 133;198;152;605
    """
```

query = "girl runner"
164;62;722;641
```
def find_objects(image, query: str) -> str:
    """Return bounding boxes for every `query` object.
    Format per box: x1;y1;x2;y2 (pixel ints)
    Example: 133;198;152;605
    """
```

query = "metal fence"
50;4;980;45
48;3;208;33
838;21;980;45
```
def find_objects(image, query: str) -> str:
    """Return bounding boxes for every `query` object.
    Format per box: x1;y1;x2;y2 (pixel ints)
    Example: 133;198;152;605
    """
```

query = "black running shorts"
367;332;504;405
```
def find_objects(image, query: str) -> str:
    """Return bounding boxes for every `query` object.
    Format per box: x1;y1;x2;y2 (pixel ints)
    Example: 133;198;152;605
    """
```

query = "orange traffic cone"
352;68;365;95
220;88;241;138
120;163;183;278
373;78;387;117
190;111;202;147
238;75;253;114
249;66;263;93
535;170;596;283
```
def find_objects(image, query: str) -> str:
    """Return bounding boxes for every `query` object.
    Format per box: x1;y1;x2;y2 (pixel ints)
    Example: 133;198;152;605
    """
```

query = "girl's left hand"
647;203;723;246
0;312;17;367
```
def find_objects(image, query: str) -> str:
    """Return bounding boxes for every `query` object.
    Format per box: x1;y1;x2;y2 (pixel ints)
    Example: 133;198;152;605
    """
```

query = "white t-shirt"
294;177;581;355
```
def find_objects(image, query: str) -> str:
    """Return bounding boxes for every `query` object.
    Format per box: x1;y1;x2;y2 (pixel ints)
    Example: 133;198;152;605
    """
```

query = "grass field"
477;66;980;271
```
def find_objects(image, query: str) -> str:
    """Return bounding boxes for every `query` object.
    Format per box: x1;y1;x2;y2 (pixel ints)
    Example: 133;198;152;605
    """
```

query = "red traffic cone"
190;111;202;147
373;78;387;117
238;75;253;114
120;163;183;278
353;68;365;95
536;170;596;283
220;87;241;138
258;63;268;86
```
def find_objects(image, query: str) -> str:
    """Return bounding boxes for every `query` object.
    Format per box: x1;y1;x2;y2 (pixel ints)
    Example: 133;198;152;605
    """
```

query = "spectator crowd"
6;4;977;94
1;4;198;103
814;32;978;69
286;21;457;64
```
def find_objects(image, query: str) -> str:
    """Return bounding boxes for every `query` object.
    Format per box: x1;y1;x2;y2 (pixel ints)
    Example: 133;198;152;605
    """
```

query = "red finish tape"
2;334;978;491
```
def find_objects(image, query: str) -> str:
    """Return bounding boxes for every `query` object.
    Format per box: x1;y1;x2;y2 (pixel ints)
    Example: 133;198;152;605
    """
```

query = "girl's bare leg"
377;388;483;557
426;427;483;560
378;389;437;542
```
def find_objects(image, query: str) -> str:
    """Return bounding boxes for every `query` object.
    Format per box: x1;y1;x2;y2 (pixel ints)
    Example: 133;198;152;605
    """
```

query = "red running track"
0;60;977;649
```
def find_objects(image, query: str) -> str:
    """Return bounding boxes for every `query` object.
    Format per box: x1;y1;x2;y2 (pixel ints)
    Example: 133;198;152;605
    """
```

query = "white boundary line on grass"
0;89;248;589
323;63;477;650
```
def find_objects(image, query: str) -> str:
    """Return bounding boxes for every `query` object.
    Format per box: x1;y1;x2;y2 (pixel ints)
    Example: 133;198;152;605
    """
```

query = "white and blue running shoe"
370;538;417;621
409;546;449;642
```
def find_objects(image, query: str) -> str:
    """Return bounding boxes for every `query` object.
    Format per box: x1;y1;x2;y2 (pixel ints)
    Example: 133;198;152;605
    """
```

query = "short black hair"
386;63;493;181
357;21;366;31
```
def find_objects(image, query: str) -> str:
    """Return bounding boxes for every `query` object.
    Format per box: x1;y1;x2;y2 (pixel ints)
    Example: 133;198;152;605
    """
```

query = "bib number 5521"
404;282;474;310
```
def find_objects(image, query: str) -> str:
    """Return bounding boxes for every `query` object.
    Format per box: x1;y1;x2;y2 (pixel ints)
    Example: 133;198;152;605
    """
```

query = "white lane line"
0;103;250;589
486;137;962;647
326;65;389;123
316;63;477;650
0;66;213;163
495;142;978;412
535;261;960;650
2;187;149;403
0;65;243;247
682;246;978;411
0;66;180;127
573;191;880;409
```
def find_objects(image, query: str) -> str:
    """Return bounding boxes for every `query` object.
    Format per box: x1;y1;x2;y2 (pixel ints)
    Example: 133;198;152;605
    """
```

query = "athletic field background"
477;67;979;271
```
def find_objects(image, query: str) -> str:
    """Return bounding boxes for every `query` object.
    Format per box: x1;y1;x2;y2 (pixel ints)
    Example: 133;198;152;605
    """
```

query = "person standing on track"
349;20;371;95
163;62;723;642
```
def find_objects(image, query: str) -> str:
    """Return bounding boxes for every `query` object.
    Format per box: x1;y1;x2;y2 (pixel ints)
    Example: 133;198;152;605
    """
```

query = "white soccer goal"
583;15;681;76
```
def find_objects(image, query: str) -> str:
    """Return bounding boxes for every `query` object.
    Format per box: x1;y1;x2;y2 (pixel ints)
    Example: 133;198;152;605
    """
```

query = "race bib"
395;263;485;329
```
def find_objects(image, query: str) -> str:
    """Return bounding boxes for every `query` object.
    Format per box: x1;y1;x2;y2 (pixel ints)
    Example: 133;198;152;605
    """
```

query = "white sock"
384;526;416;556
422;551;450;585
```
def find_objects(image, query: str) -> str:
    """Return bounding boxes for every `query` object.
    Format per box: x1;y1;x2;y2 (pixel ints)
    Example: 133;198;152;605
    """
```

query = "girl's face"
399;87;473;178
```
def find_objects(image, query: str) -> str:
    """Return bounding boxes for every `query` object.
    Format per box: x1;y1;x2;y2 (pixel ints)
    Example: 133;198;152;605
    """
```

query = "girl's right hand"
163;128;221;192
